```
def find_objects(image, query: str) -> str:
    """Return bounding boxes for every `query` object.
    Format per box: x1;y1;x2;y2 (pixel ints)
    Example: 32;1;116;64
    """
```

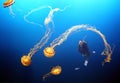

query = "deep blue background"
0;0;120;83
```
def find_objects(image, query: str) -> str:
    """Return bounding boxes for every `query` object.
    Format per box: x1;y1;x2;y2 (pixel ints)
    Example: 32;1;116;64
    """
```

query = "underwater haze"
0;0;120;83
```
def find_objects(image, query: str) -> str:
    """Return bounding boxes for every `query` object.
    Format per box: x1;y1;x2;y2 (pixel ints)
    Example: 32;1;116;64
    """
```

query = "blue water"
0;0;120;83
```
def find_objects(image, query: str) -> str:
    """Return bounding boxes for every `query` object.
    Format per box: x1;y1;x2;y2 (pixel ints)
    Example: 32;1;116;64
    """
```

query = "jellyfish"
3;0;15;8
44;24;112;65
43;66;62;80
43;47;55;58
78;40;90;66
21;6;69;66
21;55;31;66
74;67;80;70
3;0;15;17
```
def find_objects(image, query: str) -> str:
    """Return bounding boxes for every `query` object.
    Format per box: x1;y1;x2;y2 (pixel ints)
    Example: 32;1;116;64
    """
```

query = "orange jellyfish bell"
50;66;62;75
42;66;62;80
43;47;55;58
21;55;31;66
3;0;15;8
104;56;111;62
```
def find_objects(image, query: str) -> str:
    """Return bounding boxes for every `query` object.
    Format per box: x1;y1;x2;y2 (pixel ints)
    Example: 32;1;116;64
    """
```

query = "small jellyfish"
21;55;31;66
43;47;55;58
3;0;15;8
78;40;91;66
43;66;62;80
74;67;80;70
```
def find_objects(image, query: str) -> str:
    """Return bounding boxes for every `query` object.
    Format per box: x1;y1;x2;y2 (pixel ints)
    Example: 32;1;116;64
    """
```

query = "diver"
78;40;91;66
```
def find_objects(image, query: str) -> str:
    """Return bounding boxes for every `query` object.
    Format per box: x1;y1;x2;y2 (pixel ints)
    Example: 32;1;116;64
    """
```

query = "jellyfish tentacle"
43;73;51;80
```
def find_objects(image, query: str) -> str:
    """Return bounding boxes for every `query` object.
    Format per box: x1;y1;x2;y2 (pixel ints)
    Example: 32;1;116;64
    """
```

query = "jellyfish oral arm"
44;7;64;26
24;6;52;28
50;25;88;48
44;17;51;25
43;73;51;80
86;28;112;63
9;6;15;16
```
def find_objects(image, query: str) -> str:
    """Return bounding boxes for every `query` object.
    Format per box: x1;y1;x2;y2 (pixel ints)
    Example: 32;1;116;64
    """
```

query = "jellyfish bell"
3;0;15;8
104;57;111;62
42;66;62;80
21;55;31;66
50;66;62;75
43;47;55;58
